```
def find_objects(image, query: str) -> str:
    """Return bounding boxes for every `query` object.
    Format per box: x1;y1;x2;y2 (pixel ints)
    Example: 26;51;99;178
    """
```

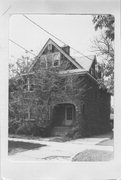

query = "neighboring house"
10;38;111;136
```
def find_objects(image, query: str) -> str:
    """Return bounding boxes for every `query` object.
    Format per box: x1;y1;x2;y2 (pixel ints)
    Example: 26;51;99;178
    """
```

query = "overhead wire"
23;14;67;46
9;15;98;83
9;39;36;56
22;14;98;82
23;14;93;61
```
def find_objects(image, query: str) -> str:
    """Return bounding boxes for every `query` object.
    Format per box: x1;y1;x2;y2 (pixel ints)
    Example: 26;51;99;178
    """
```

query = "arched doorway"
52;103;76;126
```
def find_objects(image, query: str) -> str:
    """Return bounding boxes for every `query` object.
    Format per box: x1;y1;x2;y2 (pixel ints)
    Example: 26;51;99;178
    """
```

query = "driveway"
8;134;113;161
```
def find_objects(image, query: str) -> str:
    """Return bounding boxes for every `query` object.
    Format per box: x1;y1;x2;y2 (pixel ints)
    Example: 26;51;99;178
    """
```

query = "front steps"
51;126;71;137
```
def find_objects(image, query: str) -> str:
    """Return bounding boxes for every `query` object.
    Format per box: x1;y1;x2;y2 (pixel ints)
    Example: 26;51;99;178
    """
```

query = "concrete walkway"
8;136;113;161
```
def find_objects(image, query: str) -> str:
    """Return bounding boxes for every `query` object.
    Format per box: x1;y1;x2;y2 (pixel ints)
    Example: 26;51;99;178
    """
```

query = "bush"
15;122;33;135
15;120;53;137
65;126;85;139
9;119;21;134
65;124;94;139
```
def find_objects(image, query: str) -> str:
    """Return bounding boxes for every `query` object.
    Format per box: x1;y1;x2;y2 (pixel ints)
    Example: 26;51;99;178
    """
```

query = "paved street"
8;135;113;161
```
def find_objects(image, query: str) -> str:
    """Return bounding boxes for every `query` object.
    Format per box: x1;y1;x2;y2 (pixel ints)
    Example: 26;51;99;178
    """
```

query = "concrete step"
51;126;70;137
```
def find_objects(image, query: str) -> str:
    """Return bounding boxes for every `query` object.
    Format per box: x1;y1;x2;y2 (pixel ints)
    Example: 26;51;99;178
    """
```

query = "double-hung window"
40;55;47;69
53;52;60;67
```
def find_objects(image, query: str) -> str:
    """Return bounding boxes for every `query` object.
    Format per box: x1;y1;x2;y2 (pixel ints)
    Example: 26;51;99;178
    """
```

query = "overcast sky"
9;14;99;62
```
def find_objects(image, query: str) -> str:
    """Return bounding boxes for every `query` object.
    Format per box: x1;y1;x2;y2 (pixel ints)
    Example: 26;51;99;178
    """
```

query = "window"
53;52;60;67
47;54;52;67
48;43;52;51
22;77;35;92
22;106;36;120
40;55;47;68
66;106;73;120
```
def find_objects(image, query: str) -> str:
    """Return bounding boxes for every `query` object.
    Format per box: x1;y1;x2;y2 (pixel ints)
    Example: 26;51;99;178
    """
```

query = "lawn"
8;140;46;155
72;149;113;161
96;139;113;146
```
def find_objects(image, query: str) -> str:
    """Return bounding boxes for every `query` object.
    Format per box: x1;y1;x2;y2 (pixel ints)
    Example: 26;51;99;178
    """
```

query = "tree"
9;54;84;135
92;14;114;41
9;52;34;78
92;15;114;94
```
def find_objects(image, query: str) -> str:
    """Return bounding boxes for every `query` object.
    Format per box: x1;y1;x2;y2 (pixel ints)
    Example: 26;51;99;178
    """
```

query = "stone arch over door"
52;103;76;126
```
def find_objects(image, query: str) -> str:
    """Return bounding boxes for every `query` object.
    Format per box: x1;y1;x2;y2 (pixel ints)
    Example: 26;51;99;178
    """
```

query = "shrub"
15;122;33;135
65;123;93;139
15;120;53;137
9;119;21;134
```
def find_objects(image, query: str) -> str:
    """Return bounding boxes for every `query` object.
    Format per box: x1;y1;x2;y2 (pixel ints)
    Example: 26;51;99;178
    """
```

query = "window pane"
66;107;73;120
53;52;60;67
54;60;59;66
40;56;46;68
47;54;52;67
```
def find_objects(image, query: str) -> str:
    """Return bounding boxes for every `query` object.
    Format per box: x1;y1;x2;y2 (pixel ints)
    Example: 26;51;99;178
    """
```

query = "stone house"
10;38;111;136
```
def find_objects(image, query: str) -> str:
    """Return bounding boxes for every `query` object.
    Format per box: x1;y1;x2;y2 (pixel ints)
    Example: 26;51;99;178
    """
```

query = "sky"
9;14;98;62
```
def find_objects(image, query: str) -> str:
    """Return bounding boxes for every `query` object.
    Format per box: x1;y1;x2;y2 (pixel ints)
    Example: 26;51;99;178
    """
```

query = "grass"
72;149;113;161
8;140;46;155
97;139;113;146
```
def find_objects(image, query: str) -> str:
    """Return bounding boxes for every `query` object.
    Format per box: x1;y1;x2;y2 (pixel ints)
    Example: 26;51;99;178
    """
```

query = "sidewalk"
8;135;113;161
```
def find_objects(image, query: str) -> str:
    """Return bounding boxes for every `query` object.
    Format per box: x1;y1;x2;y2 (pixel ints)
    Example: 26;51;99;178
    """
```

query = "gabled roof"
28;38;98;83
72;55;96;71
29;38;82;72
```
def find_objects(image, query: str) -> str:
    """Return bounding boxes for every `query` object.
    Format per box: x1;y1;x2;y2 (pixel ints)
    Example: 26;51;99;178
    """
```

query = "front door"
65;105;74;126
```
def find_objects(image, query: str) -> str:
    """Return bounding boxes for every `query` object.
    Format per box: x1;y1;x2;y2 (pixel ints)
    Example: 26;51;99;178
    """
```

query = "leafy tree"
92;14;114;41
9;53;86;135
92;15;114;94
9;52;34;78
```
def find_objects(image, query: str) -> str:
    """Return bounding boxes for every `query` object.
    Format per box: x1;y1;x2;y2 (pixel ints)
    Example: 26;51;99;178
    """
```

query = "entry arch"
52;103;76;126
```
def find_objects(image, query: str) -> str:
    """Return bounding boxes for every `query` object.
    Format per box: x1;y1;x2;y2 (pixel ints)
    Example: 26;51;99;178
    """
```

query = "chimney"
62;46;70;55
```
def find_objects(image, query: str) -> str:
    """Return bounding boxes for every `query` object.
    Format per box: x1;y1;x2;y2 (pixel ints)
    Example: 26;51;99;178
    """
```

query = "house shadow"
8;140;46;155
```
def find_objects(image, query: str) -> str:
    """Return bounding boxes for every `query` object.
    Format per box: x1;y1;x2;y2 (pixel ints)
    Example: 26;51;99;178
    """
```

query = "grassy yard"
8;141;46;155
97;139;113;146
72;149;113;161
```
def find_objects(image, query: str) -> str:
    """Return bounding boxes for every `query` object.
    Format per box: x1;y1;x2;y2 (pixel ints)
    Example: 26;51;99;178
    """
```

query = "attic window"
40;55;47;68
53;52;60;67
48;44;52;51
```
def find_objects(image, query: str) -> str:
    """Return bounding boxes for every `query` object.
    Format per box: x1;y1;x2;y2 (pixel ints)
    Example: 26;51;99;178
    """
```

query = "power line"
9;39;36;56
23;14;93;61
23;14;67;46
10;16;98;83
22;14;98;82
